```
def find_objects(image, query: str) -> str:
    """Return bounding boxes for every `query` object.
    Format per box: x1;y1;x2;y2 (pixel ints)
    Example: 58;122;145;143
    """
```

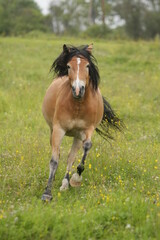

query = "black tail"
96;97;124;140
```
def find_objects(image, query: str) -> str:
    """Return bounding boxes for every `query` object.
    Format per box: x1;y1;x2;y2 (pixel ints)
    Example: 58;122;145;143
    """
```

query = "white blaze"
76;58;81;86
72;57;85;97
75;57;81;95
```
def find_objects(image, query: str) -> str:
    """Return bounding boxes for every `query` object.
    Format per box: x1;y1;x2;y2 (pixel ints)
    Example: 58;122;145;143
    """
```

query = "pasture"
0;36;160;239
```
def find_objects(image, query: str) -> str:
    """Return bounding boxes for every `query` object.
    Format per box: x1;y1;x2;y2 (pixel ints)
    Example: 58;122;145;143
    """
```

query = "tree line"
0;0;160;40
0;0;52;35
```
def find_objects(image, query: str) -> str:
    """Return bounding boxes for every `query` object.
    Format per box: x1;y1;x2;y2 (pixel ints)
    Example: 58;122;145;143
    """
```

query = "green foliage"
116;0;160;40
0;0;160;39
49;0;89;35
144;10;160;39
82;26;128;40
0;36;160;239
83;24;111;38
0;0;51;35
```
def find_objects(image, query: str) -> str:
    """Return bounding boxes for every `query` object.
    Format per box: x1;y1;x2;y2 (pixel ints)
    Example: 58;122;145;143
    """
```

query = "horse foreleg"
70;127;94;187
60;138;82;191
42;125;65;201
50;128;53;146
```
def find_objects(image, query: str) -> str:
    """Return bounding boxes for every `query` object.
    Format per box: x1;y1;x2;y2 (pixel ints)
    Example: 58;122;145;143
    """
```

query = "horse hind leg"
60;138;82;191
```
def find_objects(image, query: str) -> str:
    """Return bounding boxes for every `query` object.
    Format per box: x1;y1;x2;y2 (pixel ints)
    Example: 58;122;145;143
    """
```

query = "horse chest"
72;102;83;118
54;88;99;132
57;100;93;131
65;104;88;130
71;100;96;122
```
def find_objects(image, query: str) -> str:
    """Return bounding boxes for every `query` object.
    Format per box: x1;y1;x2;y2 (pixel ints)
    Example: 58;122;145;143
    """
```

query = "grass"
0;36;160;239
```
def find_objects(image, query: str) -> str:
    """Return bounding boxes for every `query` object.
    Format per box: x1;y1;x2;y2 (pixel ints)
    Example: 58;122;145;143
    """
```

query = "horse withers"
41;44;123;201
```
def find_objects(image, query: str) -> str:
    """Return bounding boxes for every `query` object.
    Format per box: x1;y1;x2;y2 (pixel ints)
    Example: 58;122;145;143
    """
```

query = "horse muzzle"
72;85;85;99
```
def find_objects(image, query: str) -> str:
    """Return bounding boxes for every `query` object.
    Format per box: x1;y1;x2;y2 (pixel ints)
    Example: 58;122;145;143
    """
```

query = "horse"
41;44;123;201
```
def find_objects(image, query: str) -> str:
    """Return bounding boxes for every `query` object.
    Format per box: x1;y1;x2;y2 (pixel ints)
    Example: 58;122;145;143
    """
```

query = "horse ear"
86;43;93;53
63;44;69;53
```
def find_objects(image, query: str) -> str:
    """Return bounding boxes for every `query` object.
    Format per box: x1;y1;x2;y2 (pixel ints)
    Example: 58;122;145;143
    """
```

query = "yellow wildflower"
58;192;61;197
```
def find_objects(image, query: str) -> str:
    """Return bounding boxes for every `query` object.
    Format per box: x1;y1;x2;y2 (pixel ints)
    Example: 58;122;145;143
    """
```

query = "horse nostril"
79;86;85;96
80;86;85;93
72;86;75;92
72;85;85;98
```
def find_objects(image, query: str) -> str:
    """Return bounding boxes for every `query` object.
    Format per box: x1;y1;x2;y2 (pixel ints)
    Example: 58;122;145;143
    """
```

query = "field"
0;36;160;240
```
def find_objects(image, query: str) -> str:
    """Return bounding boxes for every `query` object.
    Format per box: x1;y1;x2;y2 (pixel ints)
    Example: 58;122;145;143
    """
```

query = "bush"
83;24;111;38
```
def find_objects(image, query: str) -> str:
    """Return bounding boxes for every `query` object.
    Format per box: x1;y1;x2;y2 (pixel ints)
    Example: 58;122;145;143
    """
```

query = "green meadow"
0;36;160;239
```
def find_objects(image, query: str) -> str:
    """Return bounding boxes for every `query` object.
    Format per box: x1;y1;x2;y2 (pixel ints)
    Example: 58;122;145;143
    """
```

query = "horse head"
51;44;100;99
67;54;90;99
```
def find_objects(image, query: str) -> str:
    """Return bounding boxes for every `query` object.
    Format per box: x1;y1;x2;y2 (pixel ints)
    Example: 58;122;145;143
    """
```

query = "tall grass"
0;36;160;239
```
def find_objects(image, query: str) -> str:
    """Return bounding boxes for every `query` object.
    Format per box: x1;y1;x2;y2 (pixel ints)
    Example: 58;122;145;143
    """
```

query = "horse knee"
50;157;58;172
83;141;92;152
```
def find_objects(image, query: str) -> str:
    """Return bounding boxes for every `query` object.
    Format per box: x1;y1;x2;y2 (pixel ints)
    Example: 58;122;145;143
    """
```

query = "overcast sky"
34;0;52;15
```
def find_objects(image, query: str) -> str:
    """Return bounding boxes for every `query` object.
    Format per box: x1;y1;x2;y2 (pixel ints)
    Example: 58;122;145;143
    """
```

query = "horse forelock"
50;45;100;90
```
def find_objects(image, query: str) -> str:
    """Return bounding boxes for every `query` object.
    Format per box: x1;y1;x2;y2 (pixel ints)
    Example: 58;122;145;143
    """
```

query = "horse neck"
84;83;96;98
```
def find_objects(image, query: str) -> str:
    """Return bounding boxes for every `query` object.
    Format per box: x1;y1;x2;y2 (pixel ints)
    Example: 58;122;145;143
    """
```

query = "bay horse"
41;44;123;201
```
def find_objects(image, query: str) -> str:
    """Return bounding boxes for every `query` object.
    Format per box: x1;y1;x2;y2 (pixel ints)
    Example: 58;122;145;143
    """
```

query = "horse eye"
67;65;70;69
86;65;89;68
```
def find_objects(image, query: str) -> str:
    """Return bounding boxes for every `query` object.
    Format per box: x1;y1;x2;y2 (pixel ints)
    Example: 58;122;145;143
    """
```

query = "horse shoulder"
84;88;103;127
42;76;69;127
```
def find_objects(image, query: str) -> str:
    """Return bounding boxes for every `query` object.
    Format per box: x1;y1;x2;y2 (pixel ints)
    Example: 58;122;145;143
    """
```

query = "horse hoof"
41;194;53;202
70;173;82;187
60;179;69;191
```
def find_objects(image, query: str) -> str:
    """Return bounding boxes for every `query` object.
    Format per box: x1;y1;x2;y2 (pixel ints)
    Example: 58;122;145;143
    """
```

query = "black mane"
50;44;100;90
